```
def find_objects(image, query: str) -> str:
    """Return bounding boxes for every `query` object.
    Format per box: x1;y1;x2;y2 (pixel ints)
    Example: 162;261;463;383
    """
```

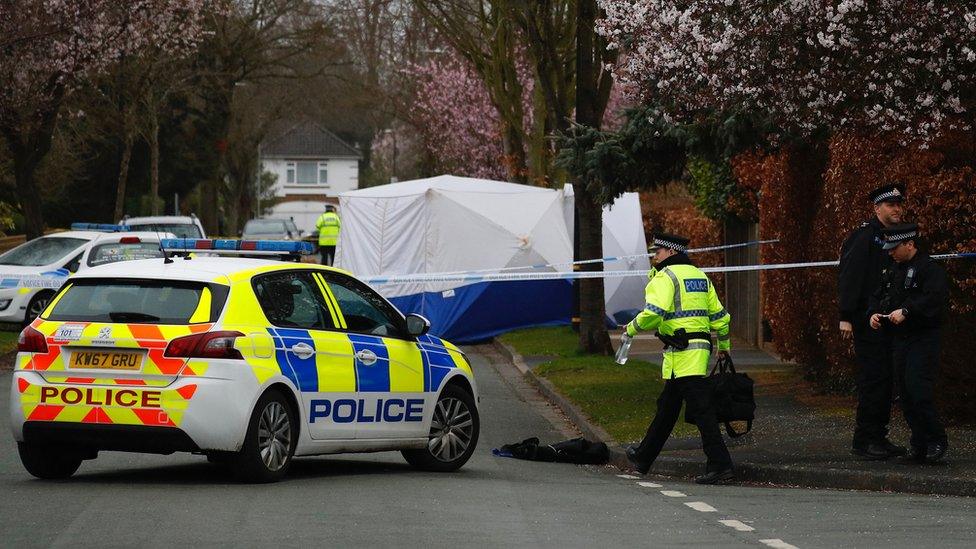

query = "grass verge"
500;326;696;442
0;329;18;354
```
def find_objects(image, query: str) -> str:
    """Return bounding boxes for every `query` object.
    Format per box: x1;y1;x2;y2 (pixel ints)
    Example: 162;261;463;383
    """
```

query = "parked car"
241;218;304;241
119;215;206;239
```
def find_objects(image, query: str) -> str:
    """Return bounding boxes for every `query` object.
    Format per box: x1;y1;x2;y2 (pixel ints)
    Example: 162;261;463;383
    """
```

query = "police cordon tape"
362;252;976;286
0;252;972;290
432;239;780;276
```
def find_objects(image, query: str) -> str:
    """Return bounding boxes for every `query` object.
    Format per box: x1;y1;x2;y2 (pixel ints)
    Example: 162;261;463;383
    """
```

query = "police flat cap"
882;222;919;250
649;233;690;253
869;183;906;204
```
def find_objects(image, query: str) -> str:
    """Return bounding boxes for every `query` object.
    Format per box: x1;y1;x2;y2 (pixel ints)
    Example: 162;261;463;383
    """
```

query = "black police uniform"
870;241;949;459
839;217;894;451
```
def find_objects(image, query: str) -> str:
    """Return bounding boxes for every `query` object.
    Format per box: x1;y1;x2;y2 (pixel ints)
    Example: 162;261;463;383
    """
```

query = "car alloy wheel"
258;401;292;472
428;397;474;463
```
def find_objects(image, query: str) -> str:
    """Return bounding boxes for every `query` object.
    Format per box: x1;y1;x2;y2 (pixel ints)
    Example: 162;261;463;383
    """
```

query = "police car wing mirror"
405;314;430;337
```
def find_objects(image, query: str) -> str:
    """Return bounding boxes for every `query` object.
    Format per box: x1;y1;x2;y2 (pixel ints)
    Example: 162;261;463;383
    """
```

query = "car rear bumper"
22;422;200;454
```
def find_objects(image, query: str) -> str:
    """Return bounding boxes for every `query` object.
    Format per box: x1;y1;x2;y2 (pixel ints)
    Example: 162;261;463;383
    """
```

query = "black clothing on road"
631;376;732;473
840;217;895;448
871;252;949;454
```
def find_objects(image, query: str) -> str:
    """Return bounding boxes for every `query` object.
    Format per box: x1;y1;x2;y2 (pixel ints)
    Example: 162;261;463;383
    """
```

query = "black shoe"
695;468;735;485
898;446;927;464
851;443;891;460
625;445;650;474
880;439;907;457
925;442;948;463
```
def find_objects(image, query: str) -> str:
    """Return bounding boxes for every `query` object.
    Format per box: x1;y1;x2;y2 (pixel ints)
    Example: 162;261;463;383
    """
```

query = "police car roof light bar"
71;222;132;232
159;238;313;256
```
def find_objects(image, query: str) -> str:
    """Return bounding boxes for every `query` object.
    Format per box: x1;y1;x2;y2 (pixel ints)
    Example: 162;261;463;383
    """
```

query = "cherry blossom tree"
0;0;208;238
597;0;976;144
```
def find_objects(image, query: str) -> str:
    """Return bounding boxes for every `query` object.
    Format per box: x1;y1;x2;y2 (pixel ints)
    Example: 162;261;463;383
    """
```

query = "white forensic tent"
561;184;651;325
336;175;574;342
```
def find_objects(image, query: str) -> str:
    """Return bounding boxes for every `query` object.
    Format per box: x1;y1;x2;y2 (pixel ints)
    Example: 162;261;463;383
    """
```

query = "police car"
0;225;173;325
9;239;480;482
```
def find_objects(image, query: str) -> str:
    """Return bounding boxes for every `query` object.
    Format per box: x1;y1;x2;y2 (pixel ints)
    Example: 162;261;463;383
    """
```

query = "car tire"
230;390;297;483
402;384;479;472
17;442;83;480
24;291;54;325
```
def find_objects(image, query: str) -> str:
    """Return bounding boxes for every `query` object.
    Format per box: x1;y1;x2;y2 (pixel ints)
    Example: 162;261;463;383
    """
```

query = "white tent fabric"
561;184;650;325
336;175;572;297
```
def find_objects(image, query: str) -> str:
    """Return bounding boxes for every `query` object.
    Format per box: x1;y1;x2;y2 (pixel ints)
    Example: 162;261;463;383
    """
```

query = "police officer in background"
869;223;949;463
838;183;907;460
622;233;735;484
315;204;341;266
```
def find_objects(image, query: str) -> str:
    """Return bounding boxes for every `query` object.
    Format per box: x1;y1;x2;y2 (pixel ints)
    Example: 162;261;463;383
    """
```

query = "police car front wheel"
402;384;479;472
230;390;297;483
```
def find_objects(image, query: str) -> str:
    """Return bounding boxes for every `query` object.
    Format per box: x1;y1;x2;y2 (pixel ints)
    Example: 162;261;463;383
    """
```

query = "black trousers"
632;375;732;472
852;320;894;447
893;328;947;450
320;245;336;266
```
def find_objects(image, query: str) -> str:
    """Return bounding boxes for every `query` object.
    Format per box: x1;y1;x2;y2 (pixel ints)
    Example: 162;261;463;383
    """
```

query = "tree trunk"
13;156;45;240
148;109;160;215
114;131;134;222
573;0;612;354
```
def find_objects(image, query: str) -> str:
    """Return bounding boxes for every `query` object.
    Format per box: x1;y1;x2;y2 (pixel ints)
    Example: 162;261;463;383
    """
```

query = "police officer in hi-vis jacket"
622;233;734;485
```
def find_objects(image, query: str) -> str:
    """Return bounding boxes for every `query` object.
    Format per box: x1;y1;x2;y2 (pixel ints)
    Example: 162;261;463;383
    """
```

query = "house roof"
261;121;361;159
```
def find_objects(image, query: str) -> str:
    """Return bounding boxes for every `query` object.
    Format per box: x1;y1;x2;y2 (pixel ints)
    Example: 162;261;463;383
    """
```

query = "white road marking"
660;490;686;497
760;539;799;549
684;501;717;512
719;519;755;532
637;481;663;488
617;474;640;479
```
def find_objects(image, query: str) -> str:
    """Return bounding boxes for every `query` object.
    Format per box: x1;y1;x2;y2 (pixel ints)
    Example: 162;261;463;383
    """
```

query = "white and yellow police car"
9;239;480;482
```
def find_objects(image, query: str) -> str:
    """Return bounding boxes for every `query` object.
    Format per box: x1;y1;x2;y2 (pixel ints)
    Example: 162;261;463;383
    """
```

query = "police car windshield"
46;280;213;324
87;242;164;267
0;236;88;266
127;223;202;239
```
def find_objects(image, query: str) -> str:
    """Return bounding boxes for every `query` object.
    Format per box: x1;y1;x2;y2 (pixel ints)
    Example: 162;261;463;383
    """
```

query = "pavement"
494;332;976;498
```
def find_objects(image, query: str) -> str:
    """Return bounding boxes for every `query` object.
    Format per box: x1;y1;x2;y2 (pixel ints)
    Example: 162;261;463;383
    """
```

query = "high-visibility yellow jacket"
316;211;340;246
625;255;731;379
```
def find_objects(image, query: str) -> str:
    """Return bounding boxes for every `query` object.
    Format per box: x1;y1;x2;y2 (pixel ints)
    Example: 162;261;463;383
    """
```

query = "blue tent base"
389;280;573;344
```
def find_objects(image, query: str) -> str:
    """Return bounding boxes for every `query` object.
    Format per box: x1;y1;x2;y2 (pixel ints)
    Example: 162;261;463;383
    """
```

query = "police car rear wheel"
230;390;296;483
402;384;479;472
17;442;83;480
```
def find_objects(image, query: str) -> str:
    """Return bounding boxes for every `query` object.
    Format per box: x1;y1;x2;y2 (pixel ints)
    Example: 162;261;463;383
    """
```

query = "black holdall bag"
708;354;755;437
685;354;756;437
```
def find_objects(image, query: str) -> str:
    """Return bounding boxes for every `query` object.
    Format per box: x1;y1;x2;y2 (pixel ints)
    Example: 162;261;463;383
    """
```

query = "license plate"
69;350;143;370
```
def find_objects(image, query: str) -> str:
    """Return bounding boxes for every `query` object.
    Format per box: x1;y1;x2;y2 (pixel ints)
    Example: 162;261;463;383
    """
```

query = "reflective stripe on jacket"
625;259;731;379
316;212;340;246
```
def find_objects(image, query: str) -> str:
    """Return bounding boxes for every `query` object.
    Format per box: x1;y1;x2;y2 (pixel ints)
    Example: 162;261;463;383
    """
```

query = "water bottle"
615;334;633;365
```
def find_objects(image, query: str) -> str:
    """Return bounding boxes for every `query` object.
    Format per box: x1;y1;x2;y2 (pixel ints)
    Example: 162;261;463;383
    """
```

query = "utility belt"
655;328;712;351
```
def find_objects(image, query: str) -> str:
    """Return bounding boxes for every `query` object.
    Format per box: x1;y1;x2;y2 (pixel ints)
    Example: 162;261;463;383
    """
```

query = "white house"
259;121;361;234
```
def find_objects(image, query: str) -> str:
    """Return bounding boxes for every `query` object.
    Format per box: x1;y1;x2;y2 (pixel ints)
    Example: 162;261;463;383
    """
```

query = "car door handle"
355;349;378;366
290;342;314;360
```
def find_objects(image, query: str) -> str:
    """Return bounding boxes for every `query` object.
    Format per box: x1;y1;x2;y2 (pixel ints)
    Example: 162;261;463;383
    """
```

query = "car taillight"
18;326;48;353
164;330;244;360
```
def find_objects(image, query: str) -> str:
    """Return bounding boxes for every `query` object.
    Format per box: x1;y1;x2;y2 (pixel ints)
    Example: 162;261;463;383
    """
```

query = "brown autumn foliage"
732;132;976;420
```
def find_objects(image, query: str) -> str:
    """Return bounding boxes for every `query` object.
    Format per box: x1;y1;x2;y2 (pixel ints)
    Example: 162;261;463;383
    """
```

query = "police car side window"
323;275;406;338
253;272;334;330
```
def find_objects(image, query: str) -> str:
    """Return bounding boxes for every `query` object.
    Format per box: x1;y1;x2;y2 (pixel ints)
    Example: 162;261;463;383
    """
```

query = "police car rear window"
45;279;228;324
87;242;164;267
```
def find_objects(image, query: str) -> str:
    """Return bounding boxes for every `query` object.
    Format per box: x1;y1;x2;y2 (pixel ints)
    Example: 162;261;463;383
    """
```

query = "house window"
285;160;328;185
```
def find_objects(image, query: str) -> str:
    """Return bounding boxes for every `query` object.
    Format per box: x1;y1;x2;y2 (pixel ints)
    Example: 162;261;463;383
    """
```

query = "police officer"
838;183;906;459
622;233;734;484
869;223;949;463
315;204;341;266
